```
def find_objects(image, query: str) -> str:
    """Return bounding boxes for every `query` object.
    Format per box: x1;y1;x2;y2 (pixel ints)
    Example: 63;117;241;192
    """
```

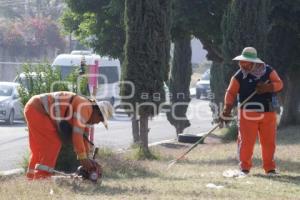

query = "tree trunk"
139;114;149;153
123;0;171;156
279;70;300;127
132;114;140;143
209;62;227;122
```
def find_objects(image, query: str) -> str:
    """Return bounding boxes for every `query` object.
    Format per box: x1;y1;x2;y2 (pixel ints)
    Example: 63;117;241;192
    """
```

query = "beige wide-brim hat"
96;101;114;129
233;47;264;64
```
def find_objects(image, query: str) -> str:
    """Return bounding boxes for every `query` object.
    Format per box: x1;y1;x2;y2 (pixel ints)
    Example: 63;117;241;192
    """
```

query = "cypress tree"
266;0;300;126
216;0;270;119
221;0;270;83
166;0;230;134
166;0;192;135
122;0;171;155
167;34;192;135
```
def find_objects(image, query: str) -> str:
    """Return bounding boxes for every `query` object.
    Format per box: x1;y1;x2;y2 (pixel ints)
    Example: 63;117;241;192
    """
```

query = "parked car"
0;82;24;124
196;69;211;99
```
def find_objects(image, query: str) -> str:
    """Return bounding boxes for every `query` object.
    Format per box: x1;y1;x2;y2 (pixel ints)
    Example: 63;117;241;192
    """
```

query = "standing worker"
24;91;113;179
219;47;283;175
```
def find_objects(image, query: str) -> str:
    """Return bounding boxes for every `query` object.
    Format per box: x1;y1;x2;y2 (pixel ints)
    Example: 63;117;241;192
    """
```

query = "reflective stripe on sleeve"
73;112;88;123
40;95;49;115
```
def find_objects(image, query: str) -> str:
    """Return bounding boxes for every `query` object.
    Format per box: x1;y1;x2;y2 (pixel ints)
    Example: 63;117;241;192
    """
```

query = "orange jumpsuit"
225;67;283;172
24;92;93;179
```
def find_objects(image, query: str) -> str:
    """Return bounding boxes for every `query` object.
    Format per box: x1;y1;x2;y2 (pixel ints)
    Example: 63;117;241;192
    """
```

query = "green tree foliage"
61;0;126;60
183;0;230;62
166;0;192;135
168;0;230;131
167;35;192;135
266;0;300;126
222;0;269;68
122;0;171;156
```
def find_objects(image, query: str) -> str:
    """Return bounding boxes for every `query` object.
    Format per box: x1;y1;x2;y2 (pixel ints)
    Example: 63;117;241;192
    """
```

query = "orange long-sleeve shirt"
71;95;93;159
225;69;283;106
39;92;93;160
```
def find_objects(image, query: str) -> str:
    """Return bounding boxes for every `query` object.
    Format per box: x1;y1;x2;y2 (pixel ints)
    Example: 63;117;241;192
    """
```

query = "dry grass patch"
1;126;300;200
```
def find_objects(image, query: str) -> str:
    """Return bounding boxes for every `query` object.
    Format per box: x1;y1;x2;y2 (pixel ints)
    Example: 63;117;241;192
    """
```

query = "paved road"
0;99;213;171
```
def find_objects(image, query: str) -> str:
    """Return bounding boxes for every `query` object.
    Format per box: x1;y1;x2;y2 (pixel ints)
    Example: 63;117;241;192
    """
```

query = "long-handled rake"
167;80;269;170
167;124;219;170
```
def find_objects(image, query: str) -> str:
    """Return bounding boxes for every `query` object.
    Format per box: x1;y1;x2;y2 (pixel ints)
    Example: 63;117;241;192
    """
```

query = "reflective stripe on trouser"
40;94;50;115
238;110;277;172
24;104;62;179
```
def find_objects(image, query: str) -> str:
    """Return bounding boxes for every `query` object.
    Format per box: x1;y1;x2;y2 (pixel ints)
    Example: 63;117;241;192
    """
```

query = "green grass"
1;126;300;199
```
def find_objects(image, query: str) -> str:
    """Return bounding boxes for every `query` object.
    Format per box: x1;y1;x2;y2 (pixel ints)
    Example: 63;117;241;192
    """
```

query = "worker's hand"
80;158;94;172
219;104;233;127
256;82;273;94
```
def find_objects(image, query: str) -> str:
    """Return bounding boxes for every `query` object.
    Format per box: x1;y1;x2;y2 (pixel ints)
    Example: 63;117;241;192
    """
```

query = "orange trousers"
24;102;62;179
238;110;277;172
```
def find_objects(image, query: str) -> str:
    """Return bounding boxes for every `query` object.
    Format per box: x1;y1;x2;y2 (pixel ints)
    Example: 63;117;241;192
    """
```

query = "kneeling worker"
24;91;113;179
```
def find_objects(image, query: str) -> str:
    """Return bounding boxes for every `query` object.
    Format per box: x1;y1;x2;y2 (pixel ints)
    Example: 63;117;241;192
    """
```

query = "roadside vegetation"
1;126;300;200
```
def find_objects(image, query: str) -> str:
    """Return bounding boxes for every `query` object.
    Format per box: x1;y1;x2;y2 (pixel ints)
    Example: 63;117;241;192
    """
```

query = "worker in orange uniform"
220;47;283;175
24;91;113;179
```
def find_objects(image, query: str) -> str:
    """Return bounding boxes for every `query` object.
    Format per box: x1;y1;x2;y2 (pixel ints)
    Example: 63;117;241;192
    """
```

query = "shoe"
237;169;249;177
266;170;279;176
241;169;249;175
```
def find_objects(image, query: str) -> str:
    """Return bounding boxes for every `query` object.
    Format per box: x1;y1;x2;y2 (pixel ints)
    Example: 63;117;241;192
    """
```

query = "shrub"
222;121;238;141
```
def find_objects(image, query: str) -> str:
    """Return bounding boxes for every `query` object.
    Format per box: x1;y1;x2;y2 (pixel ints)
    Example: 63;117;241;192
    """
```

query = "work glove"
219;104;233;127
256;82;273;94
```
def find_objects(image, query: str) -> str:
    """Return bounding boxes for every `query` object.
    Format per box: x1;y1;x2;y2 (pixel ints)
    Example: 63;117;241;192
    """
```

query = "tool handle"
83;134;94;146
35;163;72;177
35;163;54;173
92;147;99;160
176;124;219;161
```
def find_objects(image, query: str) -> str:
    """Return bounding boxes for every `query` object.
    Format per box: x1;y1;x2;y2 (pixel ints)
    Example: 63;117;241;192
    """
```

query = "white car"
0;82;24;124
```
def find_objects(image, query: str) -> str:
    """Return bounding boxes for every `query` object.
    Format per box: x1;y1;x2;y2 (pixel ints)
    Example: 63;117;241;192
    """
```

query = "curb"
0;168;24;177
